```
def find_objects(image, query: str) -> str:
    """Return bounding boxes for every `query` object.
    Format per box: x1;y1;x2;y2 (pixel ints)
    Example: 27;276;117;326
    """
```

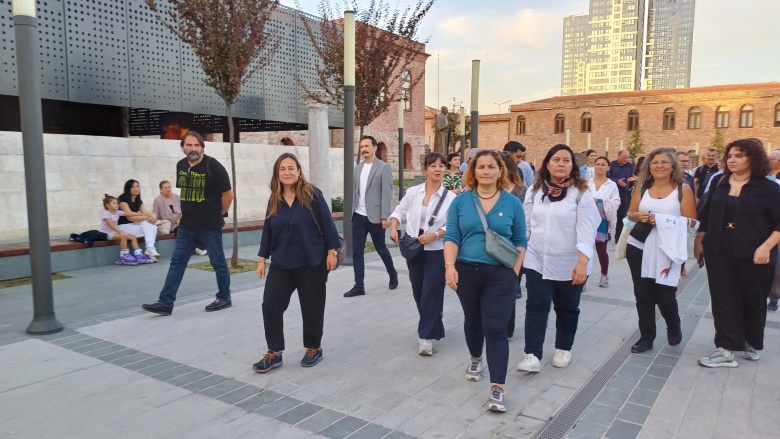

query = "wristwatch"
331;250;338;256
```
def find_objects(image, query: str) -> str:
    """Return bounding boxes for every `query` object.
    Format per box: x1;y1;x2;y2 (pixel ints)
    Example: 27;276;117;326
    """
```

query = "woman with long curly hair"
696;138;780;367
253;153;341;373
517;144;600;374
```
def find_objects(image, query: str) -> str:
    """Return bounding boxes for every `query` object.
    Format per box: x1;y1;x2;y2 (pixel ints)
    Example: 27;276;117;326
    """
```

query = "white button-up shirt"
523;187;601;280
390;183;456;251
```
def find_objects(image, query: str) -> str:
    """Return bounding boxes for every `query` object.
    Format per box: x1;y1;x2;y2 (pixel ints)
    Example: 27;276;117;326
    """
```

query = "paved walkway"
0;243;777;438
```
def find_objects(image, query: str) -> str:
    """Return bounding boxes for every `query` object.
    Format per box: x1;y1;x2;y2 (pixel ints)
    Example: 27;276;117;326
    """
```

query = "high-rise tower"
644;0;696;90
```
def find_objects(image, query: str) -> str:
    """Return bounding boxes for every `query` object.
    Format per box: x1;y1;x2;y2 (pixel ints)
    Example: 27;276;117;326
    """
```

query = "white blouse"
588;178;621;210
390;183;456;251
523;187;601;280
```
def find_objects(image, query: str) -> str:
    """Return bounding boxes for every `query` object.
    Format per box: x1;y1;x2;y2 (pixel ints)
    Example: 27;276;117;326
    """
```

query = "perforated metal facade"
0;1;342;127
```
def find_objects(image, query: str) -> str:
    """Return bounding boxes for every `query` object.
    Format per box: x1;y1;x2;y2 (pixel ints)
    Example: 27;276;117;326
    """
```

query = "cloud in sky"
288;0;780;113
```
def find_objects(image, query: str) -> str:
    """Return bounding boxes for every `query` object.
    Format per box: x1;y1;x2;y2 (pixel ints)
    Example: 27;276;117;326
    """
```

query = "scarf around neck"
542;178;574;202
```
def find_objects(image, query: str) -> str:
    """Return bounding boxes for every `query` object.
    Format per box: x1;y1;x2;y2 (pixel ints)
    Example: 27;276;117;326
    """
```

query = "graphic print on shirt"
178;170;206;202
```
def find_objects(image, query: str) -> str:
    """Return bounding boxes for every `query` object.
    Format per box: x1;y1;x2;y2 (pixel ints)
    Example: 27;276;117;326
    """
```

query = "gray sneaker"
465;356;483;382
487;385;506;412
769;300;779;312
698;347;738;368
742;342;760;361
599;275;609;288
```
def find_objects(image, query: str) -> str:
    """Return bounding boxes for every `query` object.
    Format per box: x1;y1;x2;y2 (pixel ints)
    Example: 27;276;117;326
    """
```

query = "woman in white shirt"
390;153;456;357
518;144;601;373
589;157;621;287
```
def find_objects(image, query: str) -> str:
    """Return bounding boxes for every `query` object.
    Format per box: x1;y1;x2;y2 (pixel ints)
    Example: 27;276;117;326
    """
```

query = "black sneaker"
389;272;399;290
667;326;683;346
205;299;232;312
631;339;654;353
141;302;173;316
769;300;779;313
344;285;365;297
301;348;323;367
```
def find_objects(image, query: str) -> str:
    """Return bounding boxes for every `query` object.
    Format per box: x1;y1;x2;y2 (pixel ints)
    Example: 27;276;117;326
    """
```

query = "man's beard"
188;152;201;161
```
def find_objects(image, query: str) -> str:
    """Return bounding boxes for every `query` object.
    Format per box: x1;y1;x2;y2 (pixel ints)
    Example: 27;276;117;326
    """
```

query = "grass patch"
392;179;416;187
188;258;259;275
0;273;71;290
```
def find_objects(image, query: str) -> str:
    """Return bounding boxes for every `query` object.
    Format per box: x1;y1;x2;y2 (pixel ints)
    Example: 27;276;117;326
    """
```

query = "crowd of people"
127;131;778;414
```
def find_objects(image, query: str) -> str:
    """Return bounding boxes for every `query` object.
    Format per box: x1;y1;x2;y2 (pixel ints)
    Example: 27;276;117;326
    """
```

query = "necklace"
476;189;499;199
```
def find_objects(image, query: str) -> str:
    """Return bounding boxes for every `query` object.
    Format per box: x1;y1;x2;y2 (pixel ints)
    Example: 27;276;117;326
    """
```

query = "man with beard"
142;132;234;315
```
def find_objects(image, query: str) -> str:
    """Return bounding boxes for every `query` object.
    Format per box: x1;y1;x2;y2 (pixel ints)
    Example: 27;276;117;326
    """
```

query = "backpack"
69;230;108;246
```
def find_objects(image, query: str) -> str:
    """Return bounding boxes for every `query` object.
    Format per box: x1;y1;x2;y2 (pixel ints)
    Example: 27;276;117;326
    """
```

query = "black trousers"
627;245;680;342
406;249;446;340
262;261;328;352
614;190;630;244
704;250;772;351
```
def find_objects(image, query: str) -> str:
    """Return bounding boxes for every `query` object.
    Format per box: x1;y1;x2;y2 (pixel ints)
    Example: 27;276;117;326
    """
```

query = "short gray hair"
675;150;689;157
770;150;780;160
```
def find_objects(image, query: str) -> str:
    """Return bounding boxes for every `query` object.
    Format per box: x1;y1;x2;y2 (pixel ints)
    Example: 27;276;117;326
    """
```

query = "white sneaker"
517;353;541;372
552;349;571;368
465;356;483;381
145;247;160;258
194;248;208;256
418;339;433;356
599;275;609;288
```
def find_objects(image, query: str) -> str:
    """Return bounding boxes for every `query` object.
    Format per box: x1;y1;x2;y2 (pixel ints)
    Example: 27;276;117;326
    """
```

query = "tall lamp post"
342;10;356;265
459;106;465;161
398;98;405;200
14;0;63;335
470;60;480;151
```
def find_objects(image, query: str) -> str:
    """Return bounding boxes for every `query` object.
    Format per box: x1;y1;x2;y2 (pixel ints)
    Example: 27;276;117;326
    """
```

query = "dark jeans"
507;269;523;337
406;249;446;340
172;226;205;250
705;250;772;351
352;213;396;286
626;245;680;342
524;268;583;360
455;261;517;385
595;241;609;275
614;190;630;244
157;227;230;306
262;262;328;352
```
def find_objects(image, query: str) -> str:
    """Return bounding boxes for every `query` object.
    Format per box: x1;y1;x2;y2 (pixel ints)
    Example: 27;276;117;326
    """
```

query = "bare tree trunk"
357;125;364;164
226;102;238;270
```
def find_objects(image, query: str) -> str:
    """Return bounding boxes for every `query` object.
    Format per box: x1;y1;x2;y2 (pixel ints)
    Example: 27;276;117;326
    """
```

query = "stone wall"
0;132;345;242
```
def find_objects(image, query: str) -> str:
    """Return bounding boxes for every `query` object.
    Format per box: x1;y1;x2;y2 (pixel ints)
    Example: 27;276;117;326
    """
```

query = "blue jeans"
351;213;396;286
523;268;583;360
157;227;230;306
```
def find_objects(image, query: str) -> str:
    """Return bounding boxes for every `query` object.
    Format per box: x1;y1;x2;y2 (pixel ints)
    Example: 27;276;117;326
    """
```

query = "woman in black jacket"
695;138;780;368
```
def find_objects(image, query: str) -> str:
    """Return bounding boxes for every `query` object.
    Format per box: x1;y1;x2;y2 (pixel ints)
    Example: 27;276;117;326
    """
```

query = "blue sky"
287;0;780;113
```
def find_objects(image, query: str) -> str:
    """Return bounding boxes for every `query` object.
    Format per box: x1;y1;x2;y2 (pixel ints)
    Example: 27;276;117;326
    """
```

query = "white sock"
120;249;129;256
133;249;143;255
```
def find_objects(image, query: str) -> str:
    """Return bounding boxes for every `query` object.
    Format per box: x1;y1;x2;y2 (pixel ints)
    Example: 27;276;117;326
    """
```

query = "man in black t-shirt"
694;148;719;203
142;132;234;315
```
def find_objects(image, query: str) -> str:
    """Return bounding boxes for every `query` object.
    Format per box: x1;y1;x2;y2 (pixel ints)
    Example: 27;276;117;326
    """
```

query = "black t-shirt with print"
176;155;232;232
117;194;143;225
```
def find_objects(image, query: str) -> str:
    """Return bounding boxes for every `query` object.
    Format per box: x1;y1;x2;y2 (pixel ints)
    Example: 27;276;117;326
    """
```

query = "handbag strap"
471;192;491;233
427;188;449;228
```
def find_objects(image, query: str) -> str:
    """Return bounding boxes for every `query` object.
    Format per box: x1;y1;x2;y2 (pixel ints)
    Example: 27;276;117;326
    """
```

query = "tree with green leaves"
628;125;644;158
711;129;725;154
145;0;281;268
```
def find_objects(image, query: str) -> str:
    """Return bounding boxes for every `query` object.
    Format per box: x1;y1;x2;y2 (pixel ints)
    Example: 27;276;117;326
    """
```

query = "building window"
401;70;411;111
663;108;675;130
739;104;754;128
775;103;780;127
516;115;526;135
627;109;639;131
687;107;701;129
280;137;294;146
716;106;729;128
581;112;592;133
554;113;565;134
376;141;387;160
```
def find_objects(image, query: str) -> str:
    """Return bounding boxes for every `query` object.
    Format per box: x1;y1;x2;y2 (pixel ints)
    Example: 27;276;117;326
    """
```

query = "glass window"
687;107;701;129
739;104;754;128
716;106;729;128
663;108;675;130
775;103;780;127
554;114;565;134
627;109;639;131
516;115;526;135
581;112;592;133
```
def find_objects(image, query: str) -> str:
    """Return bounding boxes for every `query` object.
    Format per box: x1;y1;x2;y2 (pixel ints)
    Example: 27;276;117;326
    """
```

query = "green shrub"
331;197;344;212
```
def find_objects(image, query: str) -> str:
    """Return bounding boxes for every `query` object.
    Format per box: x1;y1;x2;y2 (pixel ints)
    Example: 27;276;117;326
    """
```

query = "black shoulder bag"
399;189;449;260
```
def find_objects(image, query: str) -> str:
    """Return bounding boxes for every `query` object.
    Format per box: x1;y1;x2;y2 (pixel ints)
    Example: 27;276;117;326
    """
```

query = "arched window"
775;103;780;127
404;143;412;169
687;107;701;129
554;113;565;134
516;115;526;135
663;108;675;130
716;106;729;128
627;109;639;131
376;141;387;160
401;70;411;110
581;112;592;133
740;104;754;128
280;137;294;146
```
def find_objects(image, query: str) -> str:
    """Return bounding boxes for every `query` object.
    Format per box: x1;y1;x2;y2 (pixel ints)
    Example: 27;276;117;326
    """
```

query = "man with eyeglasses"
675;151;697;204
503;141;535;187
142;131;234;316
608;150;637;243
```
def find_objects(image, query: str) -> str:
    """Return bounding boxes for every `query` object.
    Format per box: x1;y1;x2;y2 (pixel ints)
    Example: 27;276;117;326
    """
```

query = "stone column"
307;92;331;209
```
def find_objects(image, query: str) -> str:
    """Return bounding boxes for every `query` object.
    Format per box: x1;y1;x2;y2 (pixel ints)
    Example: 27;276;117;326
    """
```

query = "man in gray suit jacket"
344;135;399;297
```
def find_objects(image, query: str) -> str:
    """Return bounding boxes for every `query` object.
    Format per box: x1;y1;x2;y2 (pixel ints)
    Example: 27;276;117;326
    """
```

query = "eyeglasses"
649;160;673;167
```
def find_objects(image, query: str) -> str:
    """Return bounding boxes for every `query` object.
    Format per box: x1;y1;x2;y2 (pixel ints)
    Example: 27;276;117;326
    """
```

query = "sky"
287;0;780;114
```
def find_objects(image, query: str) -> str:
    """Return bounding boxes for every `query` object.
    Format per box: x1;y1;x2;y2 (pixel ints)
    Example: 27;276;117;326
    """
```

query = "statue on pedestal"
434;106;452;154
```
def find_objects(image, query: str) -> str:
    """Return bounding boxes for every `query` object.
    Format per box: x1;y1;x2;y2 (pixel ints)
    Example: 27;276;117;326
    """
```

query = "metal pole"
342;10;356;265
470;60;480;150
398;99;404;200
14;2;63;335
459;106;465;162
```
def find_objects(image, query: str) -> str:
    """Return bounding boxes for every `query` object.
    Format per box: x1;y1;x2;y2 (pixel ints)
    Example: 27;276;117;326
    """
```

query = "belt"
725;222;735;229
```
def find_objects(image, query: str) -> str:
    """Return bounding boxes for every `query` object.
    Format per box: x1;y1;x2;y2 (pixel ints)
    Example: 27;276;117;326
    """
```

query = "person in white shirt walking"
589;156;621;287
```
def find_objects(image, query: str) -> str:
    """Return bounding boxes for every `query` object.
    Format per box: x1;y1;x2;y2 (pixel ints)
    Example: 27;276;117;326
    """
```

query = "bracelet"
445;262;456;266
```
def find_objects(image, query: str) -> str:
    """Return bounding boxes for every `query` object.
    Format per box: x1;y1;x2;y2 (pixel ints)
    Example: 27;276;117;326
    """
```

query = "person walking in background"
443;153;463;194
517;144;600;374
389;153;456;356
694;148;719;203
503;141;535;187
253;153;340;373
117;179;160;259
769;150;780;179
141;132;234;316
625;148;696;354
500;152;527;338
344;135;399;297
589;156;620;287
676;151;697;204
608;150;637;243
444;150;526;412
101;194;153;265
579;149;597;181
153;180;207;256
695;138;780;367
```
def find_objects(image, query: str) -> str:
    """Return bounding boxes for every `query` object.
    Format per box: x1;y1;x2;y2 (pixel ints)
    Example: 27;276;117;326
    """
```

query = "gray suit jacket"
354;158;393;224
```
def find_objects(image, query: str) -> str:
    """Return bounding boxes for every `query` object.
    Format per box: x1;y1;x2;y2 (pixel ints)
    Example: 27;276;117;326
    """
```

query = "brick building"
471;82;780;168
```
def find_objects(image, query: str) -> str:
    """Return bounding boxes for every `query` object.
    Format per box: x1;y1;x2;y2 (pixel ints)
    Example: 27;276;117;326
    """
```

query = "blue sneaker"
134;253;155;264
301;348;323;367
253;351;282;373
115;254;138;266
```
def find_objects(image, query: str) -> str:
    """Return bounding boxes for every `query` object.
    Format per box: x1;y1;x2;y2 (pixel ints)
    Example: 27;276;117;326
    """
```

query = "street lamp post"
13;0;63;335
342;10;356;265
398;98;404;200
459;106;465;162
470;60;480;151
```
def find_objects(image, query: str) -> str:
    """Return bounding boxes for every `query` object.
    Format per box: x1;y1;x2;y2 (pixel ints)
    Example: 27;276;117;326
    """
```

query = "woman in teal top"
444;150;527;413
